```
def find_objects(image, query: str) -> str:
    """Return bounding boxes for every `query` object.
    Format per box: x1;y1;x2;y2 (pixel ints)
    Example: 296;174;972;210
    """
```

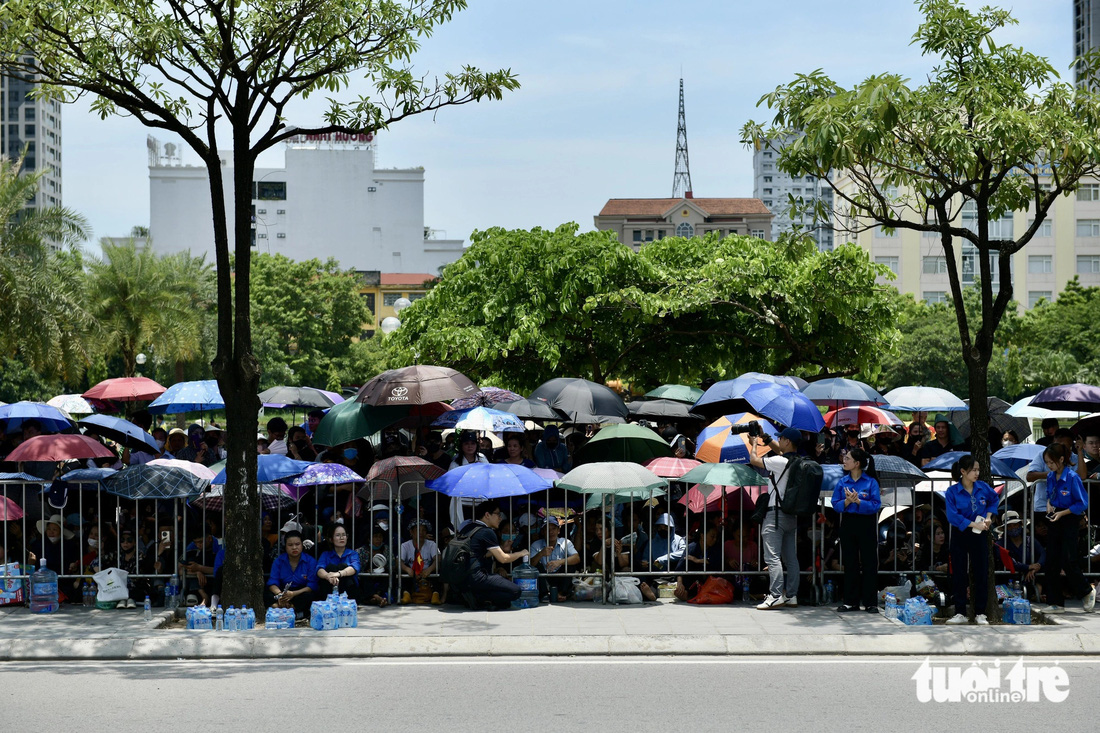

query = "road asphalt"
2;598;1099;660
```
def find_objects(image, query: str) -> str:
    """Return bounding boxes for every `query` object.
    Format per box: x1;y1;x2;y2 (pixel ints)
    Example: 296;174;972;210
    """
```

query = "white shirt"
399;539;439;568
762;455;792;508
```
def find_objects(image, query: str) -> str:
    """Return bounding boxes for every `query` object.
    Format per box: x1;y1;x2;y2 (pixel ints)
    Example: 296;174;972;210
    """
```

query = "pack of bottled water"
1002;589;1031;625
310;593;357;631
186;605;213;630
264;606;295;630
221;605;257;631
901;596;934;625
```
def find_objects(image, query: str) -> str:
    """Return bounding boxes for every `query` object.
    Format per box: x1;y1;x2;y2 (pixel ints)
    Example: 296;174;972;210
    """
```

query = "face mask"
155;439;165;451
377;521;388;532
1008;527;1023;538
47;535;60;544
87;539;98;549
372;543;384;551
502;533;517;542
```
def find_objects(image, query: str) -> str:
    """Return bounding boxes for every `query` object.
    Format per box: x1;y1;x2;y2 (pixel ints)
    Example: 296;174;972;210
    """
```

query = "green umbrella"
574;423;674;464
311;400;409;447
680;462;767;498
643;384;704;404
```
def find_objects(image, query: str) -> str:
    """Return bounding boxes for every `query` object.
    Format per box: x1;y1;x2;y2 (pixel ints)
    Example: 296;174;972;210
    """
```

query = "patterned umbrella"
287;463;364;486
531;468;563;482
258;385;345;409
679;484;765;513
102;462;212;499
356;365;480;406
193;483;295;512
558;462;667;494
823;406;904;428
450;386;524;410
0;494;22;520
6;434;116;462
0;401;74;434
60;467;118;483
643;456;702;478
642;384;705;404
47;394;95;415
0;472;46;483
84;377;166;402
431;406;525;433
148;380;225;414
695;413;779;464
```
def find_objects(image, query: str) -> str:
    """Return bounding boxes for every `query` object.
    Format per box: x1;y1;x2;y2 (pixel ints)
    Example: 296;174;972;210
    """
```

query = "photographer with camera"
748;426;804;610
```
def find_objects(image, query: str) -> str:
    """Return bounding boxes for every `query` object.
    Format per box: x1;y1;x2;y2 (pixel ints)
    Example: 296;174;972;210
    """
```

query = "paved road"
2;656;1094;730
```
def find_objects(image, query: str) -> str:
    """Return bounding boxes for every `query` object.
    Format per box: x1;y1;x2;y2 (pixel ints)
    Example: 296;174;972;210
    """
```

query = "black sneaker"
836;604;860;612
865;606;880;613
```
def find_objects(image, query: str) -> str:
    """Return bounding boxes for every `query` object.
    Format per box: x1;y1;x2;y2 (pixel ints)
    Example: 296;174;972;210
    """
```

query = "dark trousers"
263;586;315;616
839;512;878;607
1044;516;1091;606
317;563;360;602
538;573;571;600
949;529;989;615
464;570;521;609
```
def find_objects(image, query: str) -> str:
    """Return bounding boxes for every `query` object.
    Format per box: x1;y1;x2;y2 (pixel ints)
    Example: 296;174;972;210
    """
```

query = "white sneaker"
975;614;989;625
945;613;968;624
756;594;785;610
1040;605;1064;614
783;596;798;608
116;600;127;609
1084;586;1096;613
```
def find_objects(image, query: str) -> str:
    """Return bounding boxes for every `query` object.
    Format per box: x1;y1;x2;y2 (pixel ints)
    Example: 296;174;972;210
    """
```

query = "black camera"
728;420;763;438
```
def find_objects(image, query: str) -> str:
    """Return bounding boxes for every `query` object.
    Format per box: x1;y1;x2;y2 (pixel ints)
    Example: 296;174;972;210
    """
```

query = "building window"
250;229;256;247
763;176;772;183
632;230;642;242
383;293;401;307
875;256;900;275
750;229;765;238
257;233;267;239
763;188;772;195
1028;291;1053;309
257;208;266;214
1027;255;1052;274
874;226;898;238
409;293;426;302
24;107;34;121
1078;183;1100;201
923;291;948;304
676;222;694;237
276;209;285;214
361;293;376;314
922;256;948;274
1076;219;1100;237
644;230;655;241
24;124;34;137
1078;255;1100;274
1027;218;1052;237
657;231;665;239
763;151;772;158
276;233;286;239
256;181;287;200
763;199;773;207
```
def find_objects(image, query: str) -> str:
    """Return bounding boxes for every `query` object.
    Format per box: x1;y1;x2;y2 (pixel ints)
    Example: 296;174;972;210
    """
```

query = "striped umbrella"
642;456;701;479
823;406;904;428
695;413;779;464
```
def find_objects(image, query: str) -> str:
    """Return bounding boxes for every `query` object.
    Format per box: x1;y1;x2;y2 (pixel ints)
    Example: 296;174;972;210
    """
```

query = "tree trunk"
963;345;999;621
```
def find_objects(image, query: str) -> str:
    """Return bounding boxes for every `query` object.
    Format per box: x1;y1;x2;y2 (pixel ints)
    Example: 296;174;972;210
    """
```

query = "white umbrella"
47;394;95;415
883;386;967;412
1004;395;1081;420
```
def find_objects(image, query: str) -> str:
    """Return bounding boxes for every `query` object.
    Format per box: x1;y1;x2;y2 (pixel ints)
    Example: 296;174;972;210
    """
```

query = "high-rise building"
1075;0;1100;86
752;135;833;250
0;58;63;219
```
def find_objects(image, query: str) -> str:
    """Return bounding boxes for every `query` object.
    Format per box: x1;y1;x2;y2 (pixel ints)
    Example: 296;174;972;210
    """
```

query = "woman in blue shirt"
1041;443;1096;614
831;448;882;612
943;456;999;624
316;522;361;602
264;531;318;619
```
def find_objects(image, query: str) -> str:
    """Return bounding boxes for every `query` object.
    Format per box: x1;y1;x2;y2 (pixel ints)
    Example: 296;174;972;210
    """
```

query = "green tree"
1016;279;1100;390
0;155;91;382
249;253;372;389
742;0;1100;494
87;240;213;377
0;0;518;608
389;224;897;392
337;335;394;389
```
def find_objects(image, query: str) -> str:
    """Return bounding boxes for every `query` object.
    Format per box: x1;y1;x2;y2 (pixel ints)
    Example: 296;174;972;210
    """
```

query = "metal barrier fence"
3;474;1097;610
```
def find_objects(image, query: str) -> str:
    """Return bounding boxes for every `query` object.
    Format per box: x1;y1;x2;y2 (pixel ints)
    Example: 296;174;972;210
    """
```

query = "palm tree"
0;153;92;381
87;240;213;377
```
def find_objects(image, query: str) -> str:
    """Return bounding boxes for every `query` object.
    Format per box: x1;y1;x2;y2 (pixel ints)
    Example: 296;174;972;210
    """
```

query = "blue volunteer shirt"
830;473;882;515
317;548;361;573
944;480;999;533
1047;466;1087;515
267;552;319;591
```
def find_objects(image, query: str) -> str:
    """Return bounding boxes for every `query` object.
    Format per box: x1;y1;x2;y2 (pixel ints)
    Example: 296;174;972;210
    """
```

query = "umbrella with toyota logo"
355;365;480;407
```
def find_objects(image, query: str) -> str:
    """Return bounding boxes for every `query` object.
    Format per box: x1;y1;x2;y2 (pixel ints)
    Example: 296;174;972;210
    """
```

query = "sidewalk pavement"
2;600;1099;660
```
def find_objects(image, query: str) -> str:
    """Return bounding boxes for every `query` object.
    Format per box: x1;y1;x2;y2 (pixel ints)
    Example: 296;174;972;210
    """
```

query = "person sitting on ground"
451;499;528;609
723;519;759;573
180;530;217;607
265;530;318;619
918;519;949;574
399;519;440;604
995;510;1044;598
528;516;579;602
590;519;629;572
316;521;361;601
355;528;391;607
27;514;80;602
674;524;724;602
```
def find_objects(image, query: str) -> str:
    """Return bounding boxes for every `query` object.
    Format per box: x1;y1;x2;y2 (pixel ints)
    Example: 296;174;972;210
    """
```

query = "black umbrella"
528;378;628;424
494;398;565;422
259;385;342;409
950;397;1031;442
627;399;702;420
356;365;480;406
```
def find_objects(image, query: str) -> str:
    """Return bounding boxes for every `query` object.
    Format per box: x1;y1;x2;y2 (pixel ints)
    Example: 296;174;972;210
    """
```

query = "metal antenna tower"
671;78;693;198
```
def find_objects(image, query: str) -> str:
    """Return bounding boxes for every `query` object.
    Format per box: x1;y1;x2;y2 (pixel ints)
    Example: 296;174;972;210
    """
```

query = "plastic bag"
687;577;735;605
878;580;911;608
572;577;603;602
612;576;644;604
93;567;130;602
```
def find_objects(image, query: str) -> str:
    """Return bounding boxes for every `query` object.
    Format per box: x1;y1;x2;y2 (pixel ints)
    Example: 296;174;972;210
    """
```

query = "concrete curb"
5;631;1100;660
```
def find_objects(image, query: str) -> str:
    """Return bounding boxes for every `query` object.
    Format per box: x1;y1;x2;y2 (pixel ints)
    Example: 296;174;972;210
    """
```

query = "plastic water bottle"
510;561;539;609
1017;598;1031;625
885;592;897;620
166;575;180;610
215;604;224;631
265;606;277;628
741;575;751;604
143;595;152;621
825;580;835;605
323;601;337;630
1013;580;1023;599
1003;596;1015;624
30;559;59;614
281;607;293;629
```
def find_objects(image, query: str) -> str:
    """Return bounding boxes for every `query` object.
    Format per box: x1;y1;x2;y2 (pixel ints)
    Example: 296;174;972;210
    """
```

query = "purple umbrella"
1029;383;1100;413
450;386;524;410
287;463;364;488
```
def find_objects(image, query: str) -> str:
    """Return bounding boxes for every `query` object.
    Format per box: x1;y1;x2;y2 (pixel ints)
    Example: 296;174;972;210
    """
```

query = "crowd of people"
2;403;1099;623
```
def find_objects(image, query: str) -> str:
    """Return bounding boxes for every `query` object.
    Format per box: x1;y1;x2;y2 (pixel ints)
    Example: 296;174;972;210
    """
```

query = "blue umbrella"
801;378;886;408
743;382;825;432
0;472;46;483
60;467;118;483
691;377;766;415
431;406;526;433
287;463;365;487
993;444;1046;472
426;463;552;498
922;451;1019;480
79;414;159;452
0;401;74;434
820;464;845;496
102;464;210;499
739;372;809;390
212;454;312;485
148;380;225;414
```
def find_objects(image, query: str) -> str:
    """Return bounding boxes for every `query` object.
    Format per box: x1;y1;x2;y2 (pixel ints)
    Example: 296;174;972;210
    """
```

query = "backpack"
439;527;476;588
778;456;823;517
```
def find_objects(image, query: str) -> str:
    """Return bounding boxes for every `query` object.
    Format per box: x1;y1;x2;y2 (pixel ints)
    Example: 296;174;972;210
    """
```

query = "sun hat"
36;514;75;540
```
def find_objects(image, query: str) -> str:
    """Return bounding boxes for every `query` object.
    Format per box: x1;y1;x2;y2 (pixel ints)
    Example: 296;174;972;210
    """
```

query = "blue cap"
779;427;802;444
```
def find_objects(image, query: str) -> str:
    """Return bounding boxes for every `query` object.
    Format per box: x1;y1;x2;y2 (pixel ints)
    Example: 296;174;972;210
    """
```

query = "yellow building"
356;271;436;336
833;174;1100;309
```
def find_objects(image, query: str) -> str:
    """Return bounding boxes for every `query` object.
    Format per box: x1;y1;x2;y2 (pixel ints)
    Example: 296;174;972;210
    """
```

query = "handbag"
93;567;130;602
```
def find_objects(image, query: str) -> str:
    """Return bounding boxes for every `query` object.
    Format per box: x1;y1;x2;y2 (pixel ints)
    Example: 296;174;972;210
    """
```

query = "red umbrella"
0;496;24;521
84;377;166;402
678;484;765;513
643;456;702;478
823;406;903;428
6;434;116;462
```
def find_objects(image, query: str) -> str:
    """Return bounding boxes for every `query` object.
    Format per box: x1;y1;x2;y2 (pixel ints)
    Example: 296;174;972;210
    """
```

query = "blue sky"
62;0;1072;250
